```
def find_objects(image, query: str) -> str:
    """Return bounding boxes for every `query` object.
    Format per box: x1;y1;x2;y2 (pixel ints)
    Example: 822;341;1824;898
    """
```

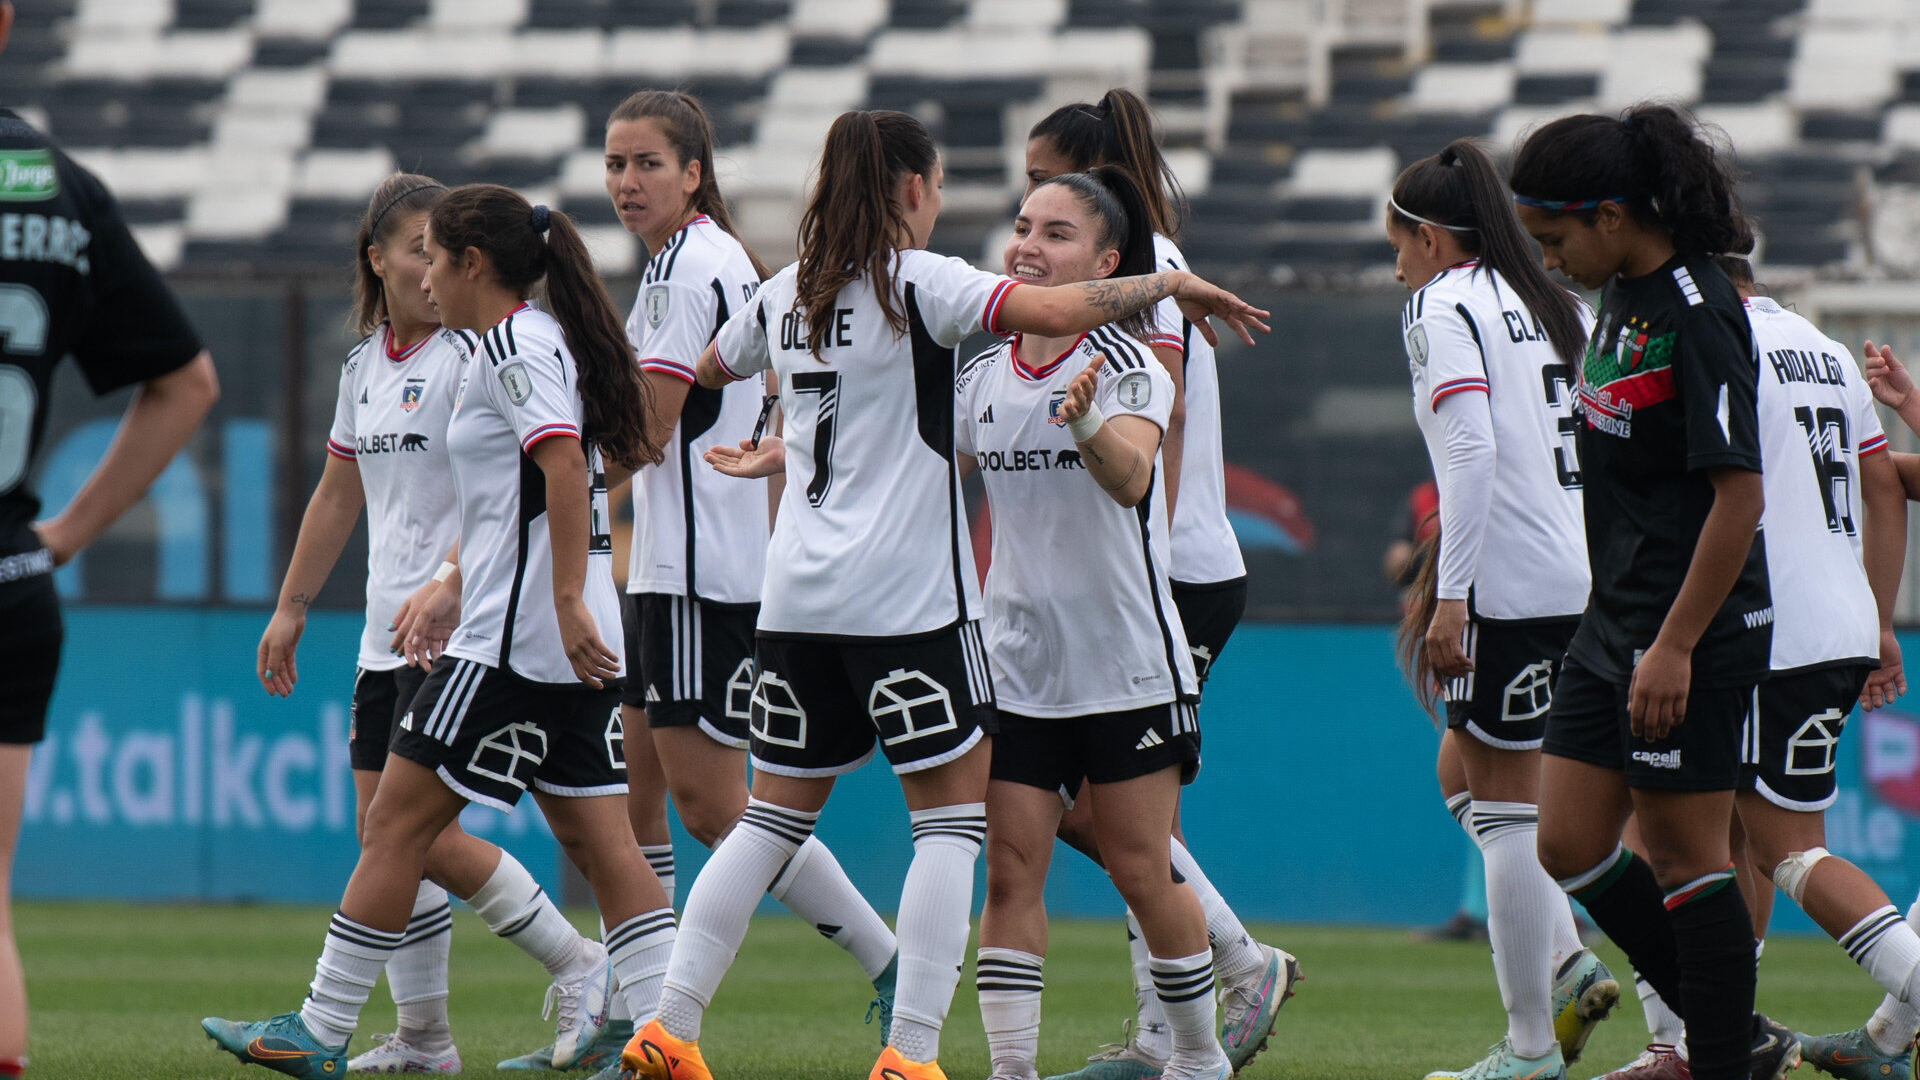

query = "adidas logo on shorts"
1631;748;1682;770
1135;729;1165;751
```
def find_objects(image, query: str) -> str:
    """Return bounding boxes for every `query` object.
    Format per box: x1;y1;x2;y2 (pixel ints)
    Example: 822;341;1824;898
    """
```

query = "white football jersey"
1747;295;1886;672
443;304;624;684
956;327;1198;715
1403;261;1590;621
326;323;472;671
714;248;1019;638
626;215;768;603
1151;235;1246;586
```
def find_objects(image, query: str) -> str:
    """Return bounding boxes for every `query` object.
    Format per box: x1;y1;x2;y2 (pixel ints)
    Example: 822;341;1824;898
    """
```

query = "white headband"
1389;195;1475;233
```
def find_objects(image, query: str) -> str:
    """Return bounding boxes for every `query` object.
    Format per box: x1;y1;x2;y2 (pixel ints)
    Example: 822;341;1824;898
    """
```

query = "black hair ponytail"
1510;102;1754;258
1029;87;1186;241
1031;164;1158;338
1391;138;1585;366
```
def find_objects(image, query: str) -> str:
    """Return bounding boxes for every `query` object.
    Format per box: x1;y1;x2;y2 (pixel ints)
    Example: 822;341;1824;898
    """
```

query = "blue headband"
1512;194;1629;211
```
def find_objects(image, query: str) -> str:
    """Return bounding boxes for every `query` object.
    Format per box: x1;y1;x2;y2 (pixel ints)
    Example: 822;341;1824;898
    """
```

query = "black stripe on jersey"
645;229;688;285
453;328;478;354
483;325;504;366
1453;303;1490;378
1089;326;1147;374
1160;250;1195;364
676;279;732;601
497;441;548;677
503;309;517;354
663;229;689;279
345;332;377;371
957;343;998;387
1132;469;1192;702
903;283;971;629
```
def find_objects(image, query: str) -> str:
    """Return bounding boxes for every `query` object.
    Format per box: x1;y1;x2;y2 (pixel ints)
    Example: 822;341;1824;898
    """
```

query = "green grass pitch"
19;900;1893;1079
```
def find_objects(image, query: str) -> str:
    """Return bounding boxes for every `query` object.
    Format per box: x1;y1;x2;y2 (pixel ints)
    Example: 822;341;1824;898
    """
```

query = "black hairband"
368;183;444;239
530;204;551;234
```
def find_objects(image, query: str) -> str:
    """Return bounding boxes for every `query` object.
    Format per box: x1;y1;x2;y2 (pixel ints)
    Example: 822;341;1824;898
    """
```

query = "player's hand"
1050;355;1104;430
1865;340;1913;409
706;436;786;479
257;609;304;697
1425;599;1473;679
1628;641;1690;741
1864;630;1907;711
386;579;441;659
400;579;460;668
28;516;79;567
557;596;620;690
1171;271;1271;348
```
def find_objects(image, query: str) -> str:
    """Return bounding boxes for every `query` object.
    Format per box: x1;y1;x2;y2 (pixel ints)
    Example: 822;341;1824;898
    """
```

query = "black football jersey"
0;109;202;559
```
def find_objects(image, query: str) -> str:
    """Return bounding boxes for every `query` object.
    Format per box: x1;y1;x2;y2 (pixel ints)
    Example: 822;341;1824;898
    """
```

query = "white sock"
768;835;897;981
1867;891;1920;1055
466;853;588;978
389;881;454;1052
1169;838;1263;982
1474;801;1557;1059
1125;912;1173;1060
657;798;819;1041
302;912;402;1048
1842;906;1920;1005
1152;950;1228;1075
1446;791;1475;836
642;844;676;908
606;908;677;1025
888;803;987;1065
1636;973;1686;1048
977;947;1044;1080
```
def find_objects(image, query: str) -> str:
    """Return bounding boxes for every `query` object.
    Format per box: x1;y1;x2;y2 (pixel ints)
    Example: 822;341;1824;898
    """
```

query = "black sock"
1665;868;1756;1080
1562;846;1684;1006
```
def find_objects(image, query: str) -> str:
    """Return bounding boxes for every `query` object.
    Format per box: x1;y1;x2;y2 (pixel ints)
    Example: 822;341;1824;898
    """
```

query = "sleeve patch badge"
1406;324;1430;367
645;284;671;328
498;362;533;406
1116;370;1153;411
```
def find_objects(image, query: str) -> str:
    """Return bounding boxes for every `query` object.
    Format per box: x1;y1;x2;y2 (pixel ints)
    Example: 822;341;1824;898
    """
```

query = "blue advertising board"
18;613;1918;933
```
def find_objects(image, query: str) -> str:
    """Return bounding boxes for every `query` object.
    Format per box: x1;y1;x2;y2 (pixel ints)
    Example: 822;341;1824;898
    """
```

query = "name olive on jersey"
712;249;1018;641
956;327;1198;717
326;324;473;672
1567;255;1771;688
443;304;623;685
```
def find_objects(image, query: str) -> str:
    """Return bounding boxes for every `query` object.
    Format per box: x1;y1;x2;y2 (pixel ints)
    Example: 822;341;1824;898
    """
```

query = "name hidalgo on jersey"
1766;347;1849;387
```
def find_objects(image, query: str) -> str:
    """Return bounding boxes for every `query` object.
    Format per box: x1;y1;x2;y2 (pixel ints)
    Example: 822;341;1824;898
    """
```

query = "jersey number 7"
790;370;841;508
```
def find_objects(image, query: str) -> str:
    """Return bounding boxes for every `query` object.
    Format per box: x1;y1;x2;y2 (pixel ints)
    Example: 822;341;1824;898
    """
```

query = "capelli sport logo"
1632;749;1682;770
0;150;57;200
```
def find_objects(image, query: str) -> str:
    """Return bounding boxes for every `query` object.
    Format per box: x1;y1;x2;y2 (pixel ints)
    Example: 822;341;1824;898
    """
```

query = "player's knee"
984;838;1048;905
1535;831;1595;883
675;796;742;848
1771;846;1830;904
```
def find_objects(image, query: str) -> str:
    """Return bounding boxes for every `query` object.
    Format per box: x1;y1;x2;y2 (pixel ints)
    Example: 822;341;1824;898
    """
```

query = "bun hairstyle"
1390;138;1586;367
793;109;937;359
1509;102;1755;259
607;89;770;280
1030;164;1158;338
428;184;659;470
1028;87;1186;242
352;172;444;335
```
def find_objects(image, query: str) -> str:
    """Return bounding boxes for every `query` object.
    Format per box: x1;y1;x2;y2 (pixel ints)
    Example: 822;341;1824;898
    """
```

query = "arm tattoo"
1072;272;1172;321
289;592;313;610
1098;451;1141;493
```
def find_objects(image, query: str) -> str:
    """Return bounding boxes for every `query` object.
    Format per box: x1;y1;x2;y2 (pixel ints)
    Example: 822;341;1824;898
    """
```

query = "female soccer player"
0;0;220;1066
601;87;897;1022
619;108;1266;1080
1510;104;1790;1080
1021;88;1291;1078
1387;139;1615;1080
203;185;675;1079
958;165;1227;1080
257;174;621;1074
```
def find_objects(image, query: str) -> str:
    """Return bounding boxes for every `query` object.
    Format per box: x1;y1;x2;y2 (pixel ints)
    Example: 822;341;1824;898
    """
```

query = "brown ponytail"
428;184;660;470
351;172;444;335
793;109;937;358
607;89;771;280
1395;522;1444;718
1028;87;1186;242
